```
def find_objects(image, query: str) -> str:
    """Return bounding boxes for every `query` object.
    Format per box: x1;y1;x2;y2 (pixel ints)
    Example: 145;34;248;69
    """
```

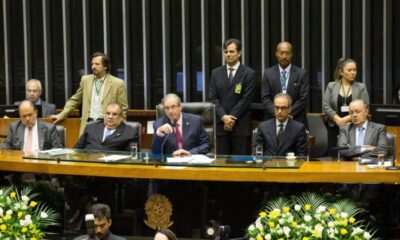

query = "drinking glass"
130;142;138;160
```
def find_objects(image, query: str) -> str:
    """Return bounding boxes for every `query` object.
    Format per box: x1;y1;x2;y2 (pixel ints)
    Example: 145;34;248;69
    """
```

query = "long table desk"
0;150;399;183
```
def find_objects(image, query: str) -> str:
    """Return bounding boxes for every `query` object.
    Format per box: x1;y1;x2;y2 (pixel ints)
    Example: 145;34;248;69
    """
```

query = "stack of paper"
167;154;214;164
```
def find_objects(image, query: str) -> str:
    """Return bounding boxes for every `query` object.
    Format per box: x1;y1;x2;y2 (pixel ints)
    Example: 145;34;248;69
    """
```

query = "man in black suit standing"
209;38;255;155
256;93;308;156
75;103;138;151
262;41;309;125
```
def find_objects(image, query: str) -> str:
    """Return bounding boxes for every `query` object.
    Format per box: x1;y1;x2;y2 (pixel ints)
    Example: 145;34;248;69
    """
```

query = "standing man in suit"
337;99;387;160
2;100;62;151
49;52;128;135
209;38;255;155
256;93;307;156
15;79;56;117
152;93;211;156
261;41;309;125
75;103;139;151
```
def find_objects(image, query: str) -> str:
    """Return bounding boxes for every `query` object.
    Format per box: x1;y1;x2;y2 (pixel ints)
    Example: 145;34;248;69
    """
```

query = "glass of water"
130;142;138;160
254;145;264;162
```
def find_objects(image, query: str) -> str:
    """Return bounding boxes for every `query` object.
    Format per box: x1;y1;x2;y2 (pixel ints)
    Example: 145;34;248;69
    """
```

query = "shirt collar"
226;61;240;70
279;64;291;73
276;118;289;127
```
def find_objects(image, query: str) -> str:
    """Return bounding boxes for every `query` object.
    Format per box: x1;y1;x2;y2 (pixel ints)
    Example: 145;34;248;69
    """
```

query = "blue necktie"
357;127;364;146
280;70;287;89
103;128;111;141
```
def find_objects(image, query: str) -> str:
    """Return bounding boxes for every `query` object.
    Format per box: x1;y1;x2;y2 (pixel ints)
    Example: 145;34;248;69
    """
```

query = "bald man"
261;41;309;125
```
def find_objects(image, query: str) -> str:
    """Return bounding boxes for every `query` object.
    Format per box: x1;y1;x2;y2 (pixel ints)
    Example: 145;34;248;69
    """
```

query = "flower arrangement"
0;186;59;239
247;192;377;240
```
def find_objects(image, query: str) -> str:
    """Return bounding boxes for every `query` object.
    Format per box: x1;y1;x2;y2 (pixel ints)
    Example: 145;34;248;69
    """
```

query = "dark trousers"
216;134;251;155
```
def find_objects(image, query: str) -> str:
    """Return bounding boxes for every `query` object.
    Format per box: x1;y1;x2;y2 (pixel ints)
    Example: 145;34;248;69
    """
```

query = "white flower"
304;215;312;222
315;224;324;234
328;221;334;228
277;229;283;235
21;195;29;202
264;234;271;240
6;210;12;216
279;218;285;225
0;190;3;195
351;227;364;236
317;205;326;213
255;218;263;231
248;224;255;231
283;226;291;236
288;216;294;223
19;219;27;226
340;212;348;218
294;204;301;211
0;207;3;217
363;231;372;239
40;212;48;219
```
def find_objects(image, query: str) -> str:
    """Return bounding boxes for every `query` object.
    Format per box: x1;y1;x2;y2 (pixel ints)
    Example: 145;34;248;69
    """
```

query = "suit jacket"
337;121;387;159
74;121;139;151
15;99;56;117
152;113;211;154
255;118;308;156
58;74;129;135
261;64;309;125
74;232;126;240
209;64;255;136
2;120;62;150
322;81;369;127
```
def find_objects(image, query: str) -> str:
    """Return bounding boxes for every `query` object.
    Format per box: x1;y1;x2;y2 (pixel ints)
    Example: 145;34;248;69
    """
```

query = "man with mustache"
262;41;309;126
49;52;128;135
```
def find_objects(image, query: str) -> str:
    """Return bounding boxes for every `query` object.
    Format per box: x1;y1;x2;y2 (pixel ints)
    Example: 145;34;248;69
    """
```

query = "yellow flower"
268;221;275;228
302;237;309;240
291;221;297;227
17;212;23;218
329;208;336;215
340;228;348;235
30;238;37;240
256;235;263;240
0;224;6;231
10;192;16;198
29;224;36;229
305;204;311;211
21;226;28;233
29;201;37;208
349;217;356;224
283;207;290;213
278;238;284;240
259;211;267;218
269;210;281;218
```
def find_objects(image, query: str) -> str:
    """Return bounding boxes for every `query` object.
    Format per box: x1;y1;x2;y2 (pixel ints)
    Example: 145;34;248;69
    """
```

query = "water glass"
255;145;264;157
130;142;138;160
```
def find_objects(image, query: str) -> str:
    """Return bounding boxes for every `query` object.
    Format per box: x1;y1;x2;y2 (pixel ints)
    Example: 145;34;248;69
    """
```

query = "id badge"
341;105;349;112
235;83;242;94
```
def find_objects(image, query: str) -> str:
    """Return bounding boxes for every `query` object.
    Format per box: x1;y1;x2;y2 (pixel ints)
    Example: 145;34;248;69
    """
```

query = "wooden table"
0;150;399;183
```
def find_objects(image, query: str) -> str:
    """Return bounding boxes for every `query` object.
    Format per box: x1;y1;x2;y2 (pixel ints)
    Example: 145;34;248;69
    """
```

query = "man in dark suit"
2;100;62;151
75;103;138;151
337;99;387;160
152;93;211;156
15;79;56;117
209;38;255;155
261;41;309;125
256;93;307;156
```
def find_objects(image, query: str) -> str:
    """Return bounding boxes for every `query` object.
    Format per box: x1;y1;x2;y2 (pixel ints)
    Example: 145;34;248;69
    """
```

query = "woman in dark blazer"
322;58;370;153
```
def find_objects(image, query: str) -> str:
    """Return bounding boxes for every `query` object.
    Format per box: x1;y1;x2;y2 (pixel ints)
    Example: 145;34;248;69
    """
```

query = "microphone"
160;120;177;161
85;214;95;240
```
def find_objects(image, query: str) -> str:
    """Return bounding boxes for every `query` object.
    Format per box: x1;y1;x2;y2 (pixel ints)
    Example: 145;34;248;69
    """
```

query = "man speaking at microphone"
74;203;125;240
337;99;387;160
152;93;211;156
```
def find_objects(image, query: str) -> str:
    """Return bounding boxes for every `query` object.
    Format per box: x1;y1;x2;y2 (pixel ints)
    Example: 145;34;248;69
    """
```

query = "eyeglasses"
274;106;290;111
26;89;40;93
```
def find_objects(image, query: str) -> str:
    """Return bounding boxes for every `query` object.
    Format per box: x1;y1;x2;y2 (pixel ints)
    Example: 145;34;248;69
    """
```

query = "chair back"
55;125;66;147
386;132;396;160
156;102;216;152
125;121;142;151
307;113;328;158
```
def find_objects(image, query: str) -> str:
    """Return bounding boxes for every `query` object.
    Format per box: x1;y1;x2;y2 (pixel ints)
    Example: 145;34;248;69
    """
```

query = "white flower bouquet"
0;186;59;239
247;192;377;240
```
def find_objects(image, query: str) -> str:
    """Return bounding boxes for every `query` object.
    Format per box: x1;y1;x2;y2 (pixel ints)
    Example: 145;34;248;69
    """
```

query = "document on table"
40;148;75;156
99;155;130;162
167;154;214;164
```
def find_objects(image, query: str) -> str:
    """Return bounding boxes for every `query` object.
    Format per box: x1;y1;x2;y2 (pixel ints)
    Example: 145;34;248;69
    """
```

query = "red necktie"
175;123;183;149
24;128;33;152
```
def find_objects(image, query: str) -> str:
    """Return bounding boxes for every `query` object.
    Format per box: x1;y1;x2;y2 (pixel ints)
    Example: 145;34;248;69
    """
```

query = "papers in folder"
167;154;214;164
39;148;75;156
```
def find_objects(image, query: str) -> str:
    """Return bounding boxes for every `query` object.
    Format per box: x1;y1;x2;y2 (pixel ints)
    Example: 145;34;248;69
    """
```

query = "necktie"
228;68;234;83
357;127;364;146
104;128;111;140
277;123;284;143
24;128;33;152
280;70;287;88
175;123;183;149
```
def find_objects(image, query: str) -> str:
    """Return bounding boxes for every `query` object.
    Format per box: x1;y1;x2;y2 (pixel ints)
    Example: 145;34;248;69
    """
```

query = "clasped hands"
222;115;237;131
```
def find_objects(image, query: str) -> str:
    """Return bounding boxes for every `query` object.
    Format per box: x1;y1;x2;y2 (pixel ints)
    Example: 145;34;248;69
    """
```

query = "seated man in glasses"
152;93;211;156
14;79;56;117
337;99;387;160
255;93;307;156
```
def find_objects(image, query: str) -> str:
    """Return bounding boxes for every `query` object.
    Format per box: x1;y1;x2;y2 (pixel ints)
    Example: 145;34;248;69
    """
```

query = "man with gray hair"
255;93;307;156
337;99;387;160
14;79;56;117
